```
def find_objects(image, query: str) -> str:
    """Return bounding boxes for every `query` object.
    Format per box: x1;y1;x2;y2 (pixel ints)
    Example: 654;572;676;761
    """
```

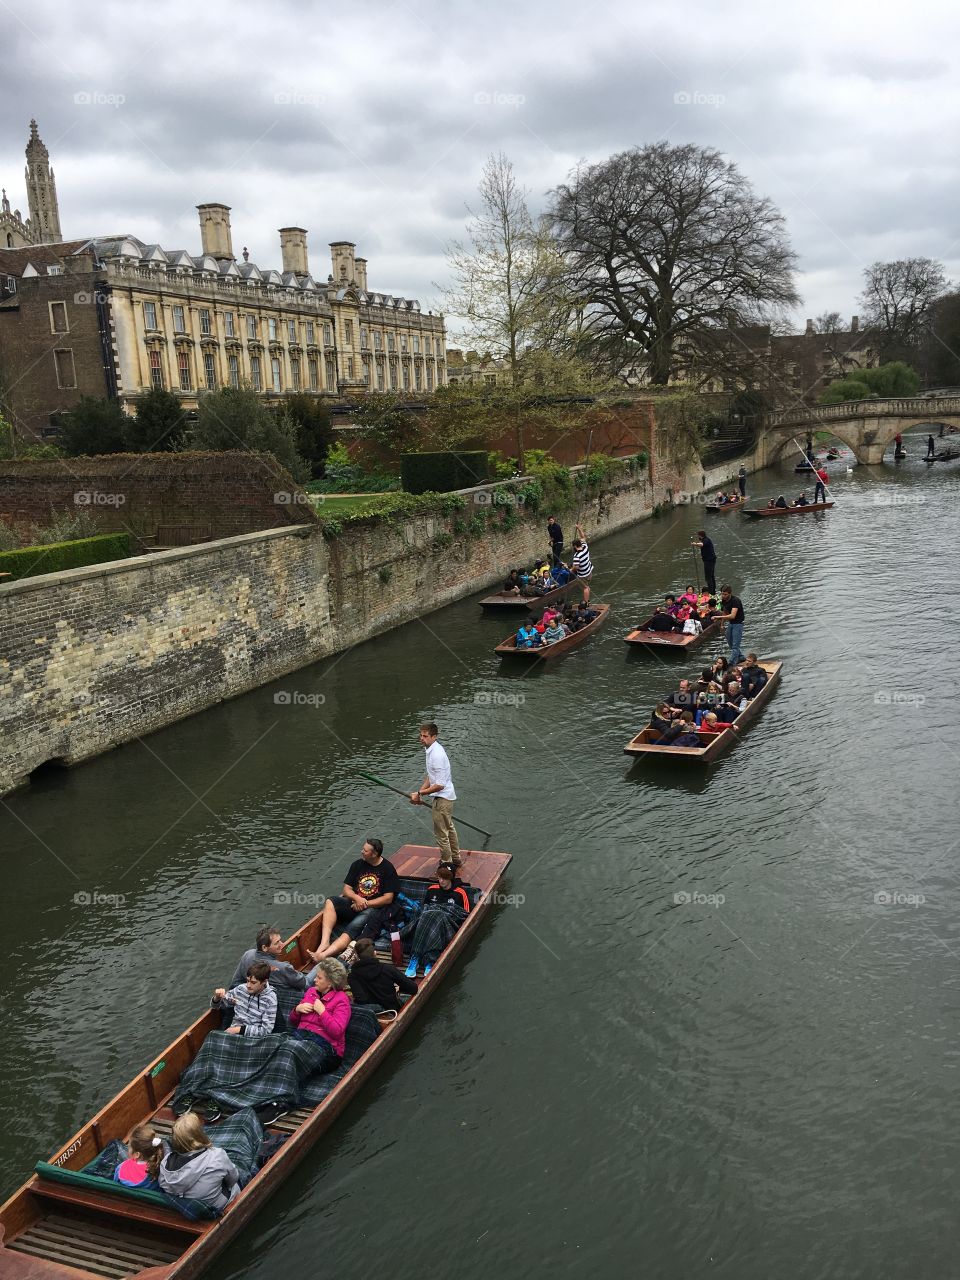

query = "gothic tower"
24;119;62;243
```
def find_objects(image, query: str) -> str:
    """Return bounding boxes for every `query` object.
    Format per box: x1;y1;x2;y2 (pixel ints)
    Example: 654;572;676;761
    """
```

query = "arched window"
5;234;12;248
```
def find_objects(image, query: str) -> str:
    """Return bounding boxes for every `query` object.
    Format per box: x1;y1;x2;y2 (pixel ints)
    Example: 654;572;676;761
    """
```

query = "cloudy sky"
1;0;957;337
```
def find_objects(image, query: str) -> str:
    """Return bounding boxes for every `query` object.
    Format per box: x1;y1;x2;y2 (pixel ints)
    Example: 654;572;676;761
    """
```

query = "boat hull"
495;604;609;658
743;502;833;519
624;617;722;651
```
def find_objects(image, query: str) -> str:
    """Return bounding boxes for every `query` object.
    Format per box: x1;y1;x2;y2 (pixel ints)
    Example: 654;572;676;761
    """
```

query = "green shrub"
0;533;130;581
400;451;490;494
377;565;393;584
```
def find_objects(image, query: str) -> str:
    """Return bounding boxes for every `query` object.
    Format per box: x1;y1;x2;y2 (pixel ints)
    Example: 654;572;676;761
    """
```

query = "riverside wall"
1;464;670;795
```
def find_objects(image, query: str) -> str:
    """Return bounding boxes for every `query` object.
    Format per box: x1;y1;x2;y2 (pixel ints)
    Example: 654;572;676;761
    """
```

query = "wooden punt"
494;603;609;659
743;502;833;519
623;660;782;763
0;844;512;1280
624;616;722;651
479;580;569;610
705;497;745;514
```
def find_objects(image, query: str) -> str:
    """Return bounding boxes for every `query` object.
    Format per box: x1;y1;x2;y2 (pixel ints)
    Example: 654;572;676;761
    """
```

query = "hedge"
0;532;131;581
400;451;490;495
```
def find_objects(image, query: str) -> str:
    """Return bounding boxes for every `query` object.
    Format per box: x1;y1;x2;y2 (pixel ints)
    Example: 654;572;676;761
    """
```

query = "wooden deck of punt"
623;660;783;763
623;616;722;651
743;502;833;519
0;844;513;1280
494;603;609;658
704;499;745;513
479;580;569;610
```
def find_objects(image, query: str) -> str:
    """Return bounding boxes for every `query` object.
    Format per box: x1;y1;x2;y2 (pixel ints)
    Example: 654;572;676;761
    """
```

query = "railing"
761;397;960;430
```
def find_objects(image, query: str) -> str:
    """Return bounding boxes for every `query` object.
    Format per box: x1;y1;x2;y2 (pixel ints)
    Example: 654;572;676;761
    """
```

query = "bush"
307;442;400;493
59;397;128;456
0;532;130;580
125;389;187;452
188;388;308;481
400;451;490;494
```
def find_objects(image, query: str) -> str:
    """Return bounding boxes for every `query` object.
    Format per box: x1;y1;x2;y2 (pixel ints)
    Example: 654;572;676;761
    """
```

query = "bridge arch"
756;397;960;465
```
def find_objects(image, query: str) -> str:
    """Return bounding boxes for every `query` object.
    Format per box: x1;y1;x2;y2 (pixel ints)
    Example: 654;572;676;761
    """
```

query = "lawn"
309;494;383;516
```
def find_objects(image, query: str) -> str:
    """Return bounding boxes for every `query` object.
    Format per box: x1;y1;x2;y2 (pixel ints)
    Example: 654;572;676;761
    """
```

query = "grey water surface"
1;437;958;1280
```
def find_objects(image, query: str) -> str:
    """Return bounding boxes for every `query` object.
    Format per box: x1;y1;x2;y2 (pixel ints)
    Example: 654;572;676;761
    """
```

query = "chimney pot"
805;318;814;336
279;226;309;275
354;256;368;291
197;203;234;260
850;314;859;333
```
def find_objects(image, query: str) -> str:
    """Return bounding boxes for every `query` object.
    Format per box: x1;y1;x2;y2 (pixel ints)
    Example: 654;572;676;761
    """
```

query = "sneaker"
404;957;419;978
423;963;433;977
256;1101;289;1126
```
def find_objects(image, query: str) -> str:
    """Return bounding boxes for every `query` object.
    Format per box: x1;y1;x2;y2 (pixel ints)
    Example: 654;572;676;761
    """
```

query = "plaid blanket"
299;1005;382;1107
173;1030;336;1113
408;903;468;961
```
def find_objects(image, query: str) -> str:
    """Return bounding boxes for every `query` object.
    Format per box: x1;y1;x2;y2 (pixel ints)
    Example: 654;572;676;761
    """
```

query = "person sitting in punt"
682;611;703;636
645;606;679;632
698;596;719;622
502;569;521;596
288;958;352;1071
551;561;572;586
739;654;768;697
308;839;401;962
577;602;599;624
211;962;277;1037
666;678;698;710
348;938;418;1012
774;494;788;508
114;1124;165;1189
698;712;725;735
230;926;309;993
542;617;568;645
516;619;541;648
541;604;562;627
649;702;676;735
663;593;684;617
696;667;721;694
766;498;777;509
404;861;473;978
562;602;580;631
794;491;809;506
680;585;698;606
158;1113;243;1214
716;682;748;723
670;712;701;747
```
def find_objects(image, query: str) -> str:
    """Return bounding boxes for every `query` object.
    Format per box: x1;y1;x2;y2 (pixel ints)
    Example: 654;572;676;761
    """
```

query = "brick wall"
0;451;316;542
0;465;653;795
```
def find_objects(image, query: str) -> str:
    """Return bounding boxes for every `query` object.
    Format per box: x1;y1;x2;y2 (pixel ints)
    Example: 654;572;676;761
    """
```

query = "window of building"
144;300;158;329
325;355;336;387
271;357;282;392
228;353;240;388
225;311;235;338
424;336;431;355
344;320;353;345
415;364;422;391
374;330;382;351
172;305;186;333
287;319;297;343
199;308;212;336
400;334;408;352
306;321;315;345
402;364;410;390
362;357;371;386
347;356;355;379
376;361;385;391
324;323;333;346
413;336;420;354
54;348;77;388
178;350;192;391
387;333;395;353
203;352;217;390
291;359;301;392
426;364;434;391
149;348;164;390
360;327;368;350
4;275;15;292
268;318;278;341
247;315;257;340
250;355;262;391
46;264;62;276
49;301;68;334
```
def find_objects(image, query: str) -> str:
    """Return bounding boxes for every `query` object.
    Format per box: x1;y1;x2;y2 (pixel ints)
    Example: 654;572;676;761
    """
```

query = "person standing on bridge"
813;467;828;504
410;723;460;870
692;531;717;594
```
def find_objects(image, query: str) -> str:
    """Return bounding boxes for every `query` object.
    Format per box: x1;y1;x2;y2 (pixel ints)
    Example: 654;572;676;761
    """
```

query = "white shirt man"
410;723;461;865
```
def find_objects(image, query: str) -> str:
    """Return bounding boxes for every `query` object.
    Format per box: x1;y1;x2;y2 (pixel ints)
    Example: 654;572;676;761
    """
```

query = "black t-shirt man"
344;856;400;903
724;595;745;624
646;612;678;632
698;534;716;565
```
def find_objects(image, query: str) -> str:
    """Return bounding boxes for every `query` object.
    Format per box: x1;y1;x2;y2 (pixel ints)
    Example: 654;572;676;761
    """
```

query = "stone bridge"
754;397;960;465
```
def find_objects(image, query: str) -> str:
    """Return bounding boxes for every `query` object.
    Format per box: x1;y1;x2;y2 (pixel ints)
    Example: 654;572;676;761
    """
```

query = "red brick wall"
0;451;316;542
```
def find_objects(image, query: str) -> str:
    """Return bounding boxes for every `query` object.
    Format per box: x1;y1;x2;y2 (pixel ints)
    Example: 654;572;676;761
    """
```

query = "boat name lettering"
54;1140;82;1166
150;1060;166;1077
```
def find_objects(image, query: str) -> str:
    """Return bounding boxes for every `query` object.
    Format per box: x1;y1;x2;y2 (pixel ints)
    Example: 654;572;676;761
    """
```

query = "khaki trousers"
431;797;461;861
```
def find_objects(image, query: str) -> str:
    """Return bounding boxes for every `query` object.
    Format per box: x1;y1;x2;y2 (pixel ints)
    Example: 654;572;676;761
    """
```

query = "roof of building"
0;239;91;274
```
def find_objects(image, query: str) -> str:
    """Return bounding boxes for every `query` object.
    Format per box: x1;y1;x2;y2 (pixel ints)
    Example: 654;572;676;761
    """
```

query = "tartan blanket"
173;1030;335;1112
299;1005;382;1107
408;903;468;959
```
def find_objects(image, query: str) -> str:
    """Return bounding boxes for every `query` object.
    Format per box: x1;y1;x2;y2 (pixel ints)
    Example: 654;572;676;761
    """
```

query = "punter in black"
546;516;564;568
692;531;717;594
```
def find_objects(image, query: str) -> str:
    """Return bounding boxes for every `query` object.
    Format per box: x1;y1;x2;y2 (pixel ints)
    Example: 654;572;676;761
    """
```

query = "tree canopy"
858;258;948;358
819;361;919;404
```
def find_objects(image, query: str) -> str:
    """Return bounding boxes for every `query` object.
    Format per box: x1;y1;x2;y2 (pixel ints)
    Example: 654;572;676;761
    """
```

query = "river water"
2;434;958;1280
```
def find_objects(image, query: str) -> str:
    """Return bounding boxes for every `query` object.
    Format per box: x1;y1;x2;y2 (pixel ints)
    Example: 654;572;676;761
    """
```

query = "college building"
0;123;447;440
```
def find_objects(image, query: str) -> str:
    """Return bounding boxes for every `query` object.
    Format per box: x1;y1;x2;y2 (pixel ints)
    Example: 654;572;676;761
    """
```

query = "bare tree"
858;258;948;356
440;153;566;380
548;142;799;386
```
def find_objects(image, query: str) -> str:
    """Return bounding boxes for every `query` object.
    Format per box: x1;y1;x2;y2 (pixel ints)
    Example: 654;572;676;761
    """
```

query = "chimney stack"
850;314;859;333
354;257;368;291
805;318;814;336
279;226;308;275
197;203;234;260
330;240;356;285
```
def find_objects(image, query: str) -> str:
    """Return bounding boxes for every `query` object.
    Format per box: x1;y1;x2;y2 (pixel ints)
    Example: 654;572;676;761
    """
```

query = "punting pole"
792;437;835;501
358;771;493;843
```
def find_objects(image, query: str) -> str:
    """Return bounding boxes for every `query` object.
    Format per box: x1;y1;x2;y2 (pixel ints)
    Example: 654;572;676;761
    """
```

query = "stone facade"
0;121;61;250
0;465;656;796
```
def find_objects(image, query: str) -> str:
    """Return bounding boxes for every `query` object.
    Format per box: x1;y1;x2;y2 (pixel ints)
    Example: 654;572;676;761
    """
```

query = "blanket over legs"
173;1031;334;1113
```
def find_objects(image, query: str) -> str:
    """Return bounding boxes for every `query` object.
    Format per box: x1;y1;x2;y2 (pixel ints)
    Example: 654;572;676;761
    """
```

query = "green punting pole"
357;771;493;841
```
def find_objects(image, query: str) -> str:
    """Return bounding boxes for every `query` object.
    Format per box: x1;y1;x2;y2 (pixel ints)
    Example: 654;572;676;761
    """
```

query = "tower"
24;119;62;244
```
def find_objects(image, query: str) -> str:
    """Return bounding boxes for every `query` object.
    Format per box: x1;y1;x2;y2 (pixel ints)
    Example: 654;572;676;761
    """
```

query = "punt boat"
0;844;512;1279
623;616;722;651
704;497;745;514
494;603;609;659
743;502;833;519
479;580;568;610
623;660;782;764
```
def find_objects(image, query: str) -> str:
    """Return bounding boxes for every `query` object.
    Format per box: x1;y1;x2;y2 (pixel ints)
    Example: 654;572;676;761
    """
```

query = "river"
1;434;957;1279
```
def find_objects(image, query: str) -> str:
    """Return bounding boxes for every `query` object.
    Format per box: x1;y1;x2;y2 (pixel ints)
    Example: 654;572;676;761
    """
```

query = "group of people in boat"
515;598;600;647
712;490;744;506
642;586;718;635
765;490;816;509
647;654;770;746
95;843;473;1216
502;521;594;603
